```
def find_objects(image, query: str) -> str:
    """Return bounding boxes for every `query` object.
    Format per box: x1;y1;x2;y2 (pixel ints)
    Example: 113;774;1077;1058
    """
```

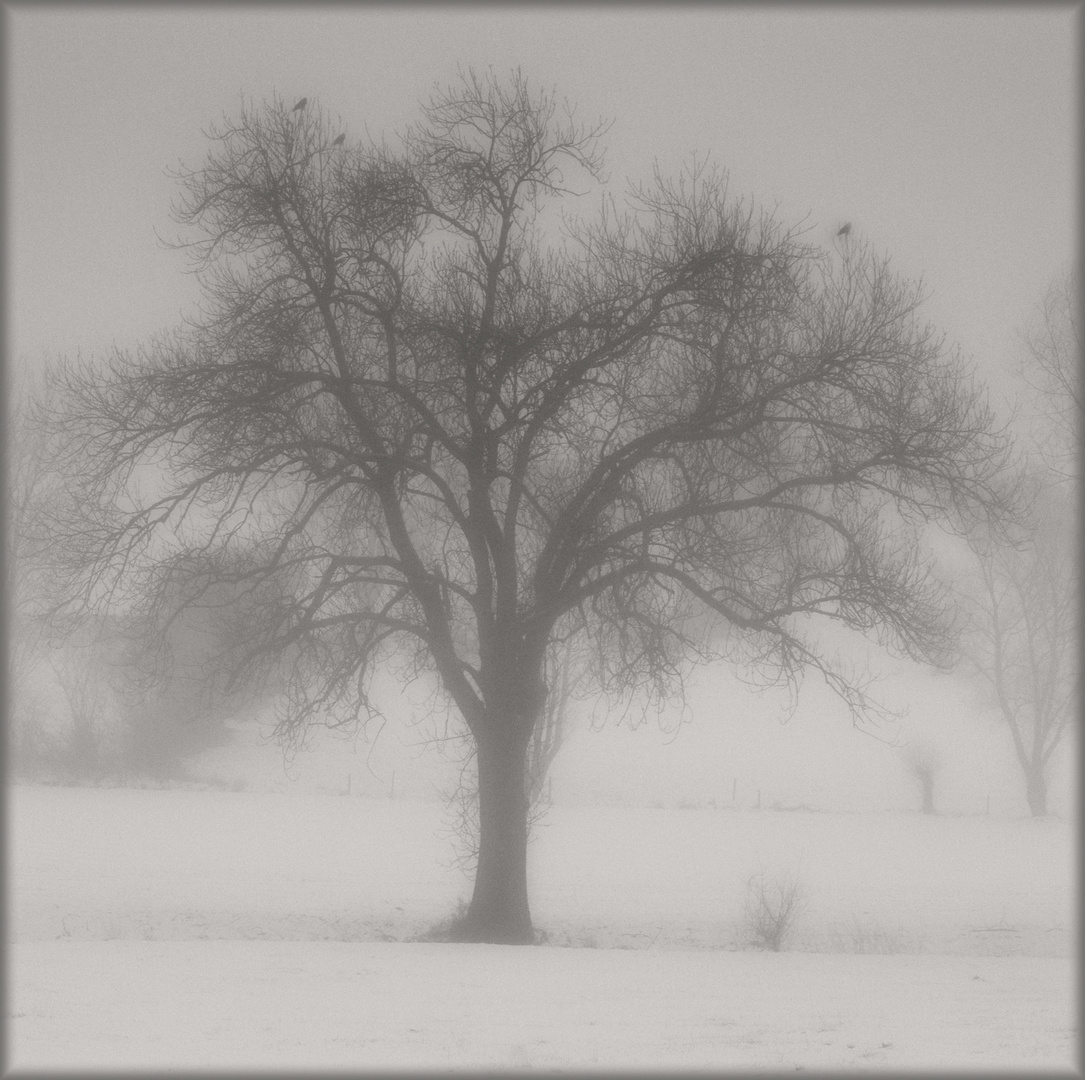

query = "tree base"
449;913;535;945
414;902;536;945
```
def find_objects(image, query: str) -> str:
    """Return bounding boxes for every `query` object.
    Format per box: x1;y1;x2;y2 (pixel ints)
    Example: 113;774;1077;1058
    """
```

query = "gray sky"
6;5;1078;809
8;6;1076;394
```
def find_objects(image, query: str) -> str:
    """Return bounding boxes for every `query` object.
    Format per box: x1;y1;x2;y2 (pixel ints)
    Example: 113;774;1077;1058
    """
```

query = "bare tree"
38;71;1009;942
958;270;1078;817
964;486;1075;816
48;637;116;782
900;739;939;814
105;558;275;779
527;640;588;807
6;372;56;698
1018;266;1079;479
6;367;76;774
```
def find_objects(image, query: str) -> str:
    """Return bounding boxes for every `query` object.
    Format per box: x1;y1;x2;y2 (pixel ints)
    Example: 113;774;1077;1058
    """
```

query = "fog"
7;11;1075;1070
8;4;1076;815
10;8;1074;394
159;650;1065;821
8;2;1076;811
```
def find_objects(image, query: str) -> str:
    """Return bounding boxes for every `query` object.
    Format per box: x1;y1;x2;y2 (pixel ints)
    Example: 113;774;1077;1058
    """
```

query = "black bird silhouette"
292;97;308;112
331;133;345;146
836;223;852;237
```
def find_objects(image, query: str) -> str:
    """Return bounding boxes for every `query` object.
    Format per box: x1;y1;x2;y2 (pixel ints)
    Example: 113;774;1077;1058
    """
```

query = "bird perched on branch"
836;222;852;237
292;97;308;112
331;133;345;147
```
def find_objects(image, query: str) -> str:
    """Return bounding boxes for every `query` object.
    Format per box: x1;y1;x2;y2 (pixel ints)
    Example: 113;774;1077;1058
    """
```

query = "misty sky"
6;6;1078;808
9;7;1076;391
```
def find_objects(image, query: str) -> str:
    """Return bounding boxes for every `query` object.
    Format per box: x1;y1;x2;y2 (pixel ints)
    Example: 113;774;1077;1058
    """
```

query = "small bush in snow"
742;870;806;951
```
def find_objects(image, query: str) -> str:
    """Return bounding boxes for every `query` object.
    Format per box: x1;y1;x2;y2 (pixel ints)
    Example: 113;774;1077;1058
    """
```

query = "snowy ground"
7;783;1077;1072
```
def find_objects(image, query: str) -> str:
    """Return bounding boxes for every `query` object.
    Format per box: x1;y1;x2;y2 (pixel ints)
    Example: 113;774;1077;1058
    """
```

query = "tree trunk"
459;717;534;944
1025;764;1048;817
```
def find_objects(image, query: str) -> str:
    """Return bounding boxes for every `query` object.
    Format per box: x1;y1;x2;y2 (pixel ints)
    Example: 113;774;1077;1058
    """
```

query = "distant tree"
963;484;1075;816
528;641;588;807
11;374;280;781
6;372;55;709
1018;267;1078;480
39;71;1009;942
6;369;75;776
105;554;280;779
49;638;115;782
959;269;1078;817
900;739;939;814
10;593;264;785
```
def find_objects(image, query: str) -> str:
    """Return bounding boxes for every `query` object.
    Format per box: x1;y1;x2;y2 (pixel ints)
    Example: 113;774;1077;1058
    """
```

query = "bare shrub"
742;870;806;951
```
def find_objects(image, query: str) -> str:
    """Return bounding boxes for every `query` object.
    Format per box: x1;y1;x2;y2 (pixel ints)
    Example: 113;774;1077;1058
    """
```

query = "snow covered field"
7;783;1077;1072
